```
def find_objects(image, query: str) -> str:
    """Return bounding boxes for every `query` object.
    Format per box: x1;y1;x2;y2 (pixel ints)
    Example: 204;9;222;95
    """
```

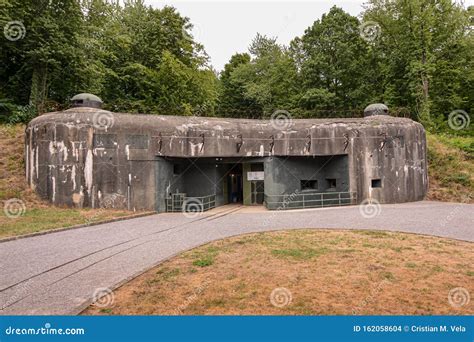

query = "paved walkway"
0;201;472;315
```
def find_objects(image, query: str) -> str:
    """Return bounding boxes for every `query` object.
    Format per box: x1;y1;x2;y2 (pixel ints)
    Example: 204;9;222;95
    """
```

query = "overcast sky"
145;0;473;71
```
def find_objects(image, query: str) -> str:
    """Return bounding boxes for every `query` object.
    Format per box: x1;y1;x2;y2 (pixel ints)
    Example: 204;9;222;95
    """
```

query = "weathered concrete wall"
264;156;349;194
264;156;350;209
242;163;252;206
348;121;427;203
26;107;428;211
155;158;174;212
215;164;228;207
26;109;158;211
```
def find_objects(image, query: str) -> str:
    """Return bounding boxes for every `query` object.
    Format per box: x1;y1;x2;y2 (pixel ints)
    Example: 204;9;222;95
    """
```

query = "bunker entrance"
158;155;354;213
226;163;243;204
158;157;266;213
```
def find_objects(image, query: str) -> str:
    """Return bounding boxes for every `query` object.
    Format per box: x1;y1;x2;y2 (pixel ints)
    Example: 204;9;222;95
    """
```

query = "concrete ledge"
0;211;157;244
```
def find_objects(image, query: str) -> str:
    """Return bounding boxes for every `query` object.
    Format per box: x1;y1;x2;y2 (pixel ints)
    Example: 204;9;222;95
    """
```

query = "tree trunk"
29;64;48;113
419;17;431;126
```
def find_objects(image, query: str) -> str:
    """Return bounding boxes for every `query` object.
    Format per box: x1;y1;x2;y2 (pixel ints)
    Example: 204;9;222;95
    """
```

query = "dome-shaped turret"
364;103;389;117
71;93;103;109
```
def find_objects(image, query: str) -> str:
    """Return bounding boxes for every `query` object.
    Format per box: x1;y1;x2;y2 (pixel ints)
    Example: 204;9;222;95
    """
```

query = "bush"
0;101;37;124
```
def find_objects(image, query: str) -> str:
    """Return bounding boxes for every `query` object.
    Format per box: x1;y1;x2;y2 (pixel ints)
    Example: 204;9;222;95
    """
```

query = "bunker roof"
32;107;418;129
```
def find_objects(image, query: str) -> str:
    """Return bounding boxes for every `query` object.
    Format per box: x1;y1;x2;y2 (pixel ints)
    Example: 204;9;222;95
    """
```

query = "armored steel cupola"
364;103;389;117
70;93;103;109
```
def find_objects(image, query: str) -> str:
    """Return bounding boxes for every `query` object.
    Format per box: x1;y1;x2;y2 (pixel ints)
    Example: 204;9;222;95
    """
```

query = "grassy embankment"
426;133;473;202
0;124;136;239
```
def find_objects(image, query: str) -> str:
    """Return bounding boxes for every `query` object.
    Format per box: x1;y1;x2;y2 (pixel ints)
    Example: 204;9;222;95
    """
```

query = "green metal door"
251;181;264;204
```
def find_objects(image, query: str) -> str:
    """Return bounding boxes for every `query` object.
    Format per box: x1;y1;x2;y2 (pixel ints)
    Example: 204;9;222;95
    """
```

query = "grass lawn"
83;229;474;315
0;207;133;239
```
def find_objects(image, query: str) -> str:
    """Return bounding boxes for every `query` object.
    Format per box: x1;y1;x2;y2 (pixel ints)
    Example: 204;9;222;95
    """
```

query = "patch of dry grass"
83;229;474;315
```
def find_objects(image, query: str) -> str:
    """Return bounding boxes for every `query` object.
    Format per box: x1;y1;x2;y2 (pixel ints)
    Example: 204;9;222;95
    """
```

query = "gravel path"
0;200;472;315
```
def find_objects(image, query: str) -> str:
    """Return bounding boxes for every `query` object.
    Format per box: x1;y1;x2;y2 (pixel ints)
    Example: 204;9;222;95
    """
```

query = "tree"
0;0;219;119
363;0;473;128
84;0;218;114
297;6;375;113
219;34;299;118
0;0;84;113
217;53;257;117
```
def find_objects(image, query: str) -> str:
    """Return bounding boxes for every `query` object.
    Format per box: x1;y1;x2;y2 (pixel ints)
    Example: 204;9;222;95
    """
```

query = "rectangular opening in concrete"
226;164;243;204
157;157;267;212
157;155;354;212
371;178;382;188
173;163;182;176
264;155;354;210
301;180;318;191
326;178;337;191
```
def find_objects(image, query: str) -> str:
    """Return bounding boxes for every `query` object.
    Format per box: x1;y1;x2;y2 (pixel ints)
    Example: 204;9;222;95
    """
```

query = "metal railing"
166;193;216;213
265;191;357;210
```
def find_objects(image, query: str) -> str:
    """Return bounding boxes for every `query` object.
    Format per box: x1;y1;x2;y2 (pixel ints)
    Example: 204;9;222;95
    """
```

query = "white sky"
145;0;473;71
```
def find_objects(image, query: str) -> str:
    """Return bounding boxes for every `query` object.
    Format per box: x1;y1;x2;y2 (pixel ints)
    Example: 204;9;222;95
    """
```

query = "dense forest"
0;0;472;135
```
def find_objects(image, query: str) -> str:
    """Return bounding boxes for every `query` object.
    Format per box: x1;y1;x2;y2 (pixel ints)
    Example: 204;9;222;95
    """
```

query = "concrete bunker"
25;95;428;212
